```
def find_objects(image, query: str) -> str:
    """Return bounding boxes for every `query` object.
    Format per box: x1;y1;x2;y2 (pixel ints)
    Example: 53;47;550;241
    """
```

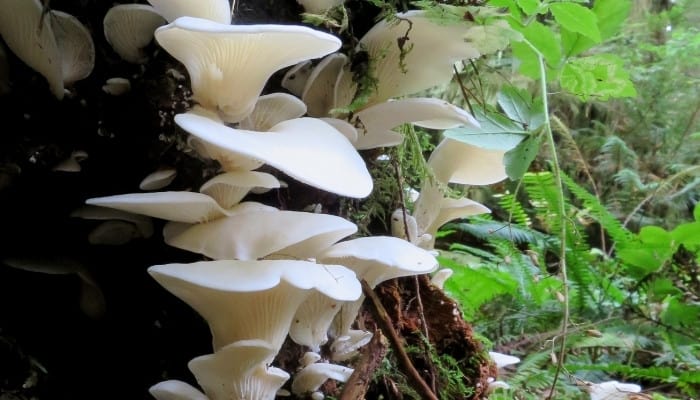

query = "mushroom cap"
139;167;178;191
70;204;154;238
175;113;373;198
281;60;313;97
488;351;520;369
296;0;345;14
359;10;480;106
149;260;361;351
148;380;207;400
147;0;233;24
0;0;63;98
289;266;361;351
586;381;642;400
238;93;307;132
155;17;341;123
353;97;478;150
102;77;131;95
302;52;348;117
50;11;94;86
317;236;438;288
52;149;88;172
319;117;358;144
103;4;165;64
199;170;280;209
85;191;234;224
162;204;357;260
188;339;289;400
291;362;353;396
428;137;507;185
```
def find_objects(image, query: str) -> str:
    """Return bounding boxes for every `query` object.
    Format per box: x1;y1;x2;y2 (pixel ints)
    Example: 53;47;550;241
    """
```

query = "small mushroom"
291;362;353;397
281;60;313;98
103;4;166;64
147;0;233;24
139;167;178;191
52;150;88;172
296;0;345;14
102;77;131;95
238;93;307;132
149;380;208;400
199;170;279;209
302;53;348;117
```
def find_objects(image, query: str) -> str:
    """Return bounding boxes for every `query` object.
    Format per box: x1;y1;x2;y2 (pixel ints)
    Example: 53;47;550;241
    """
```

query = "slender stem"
526;41;570;399
361;279;439;400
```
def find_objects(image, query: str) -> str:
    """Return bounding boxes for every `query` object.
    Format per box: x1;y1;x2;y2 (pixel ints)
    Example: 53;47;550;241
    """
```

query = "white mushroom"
154;17;341;123
302;53;348;117
199;170;280;209
188;339;289;400
317;236;438;339
149;380;208;400
430;269;453;290
488;352;520;369
147;0;233;24
238;93;307;132
103;4;166;64
50;11;94;86
352;98;479;150
289;265;361;352
175;113;373;198
358;10;480;106
162;203;357;260
319;118;358;144
85;191;237;224
102;77;131;95
281;60;313;97
426;137;507;186
148;260;362;353
0;0;63;98
586;380;642;400
296;0;345;14
139;167;178;191
70;204;154;239
291;362;353;396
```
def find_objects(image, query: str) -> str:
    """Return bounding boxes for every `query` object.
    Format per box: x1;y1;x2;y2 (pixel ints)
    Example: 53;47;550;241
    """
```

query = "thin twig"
361;279;439;400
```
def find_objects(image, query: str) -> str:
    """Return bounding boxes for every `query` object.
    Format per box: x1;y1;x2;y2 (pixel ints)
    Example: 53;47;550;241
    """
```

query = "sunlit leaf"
549;2;601;42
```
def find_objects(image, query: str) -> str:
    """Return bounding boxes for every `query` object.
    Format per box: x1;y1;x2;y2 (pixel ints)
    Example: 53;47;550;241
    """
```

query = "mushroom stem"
360;279;438;400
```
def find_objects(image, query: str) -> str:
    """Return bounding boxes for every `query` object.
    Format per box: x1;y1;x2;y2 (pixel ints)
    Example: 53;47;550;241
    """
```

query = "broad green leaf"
496;85;545;130
510;41;540;78
671;221;700;247
646;278;683;302
516;0;539;15
549;2;601;43
695;203;700;221
521;21;561;67
466;21;522;55
561;27;596;58
593;0;631;40
444;109;527;151
504;133;542;180
560;54;637;100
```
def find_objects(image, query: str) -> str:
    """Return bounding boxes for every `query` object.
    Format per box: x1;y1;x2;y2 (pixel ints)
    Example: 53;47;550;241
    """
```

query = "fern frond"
497;192;532;227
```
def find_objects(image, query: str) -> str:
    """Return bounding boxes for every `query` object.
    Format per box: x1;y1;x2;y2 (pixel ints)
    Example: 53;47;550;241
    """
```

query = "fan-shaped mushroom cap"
430;268;453;290
489;351;520;369
318;236;438;336
102;77;131;95
155;17;341;123
302;52;348;117
425;197;490;238
319;118;357;144
188;339;289;400
147;0;233;24
586;380;642;400
289;266;361;351
71;204;155;238
175;113;373;198
163;203;357;260
296;0;345;14
238;93;307;132
282;60;313;97
0;0;63;98
139;168;178;191
148;260;360;352
199;171;279;209
50;11;94;86
291;362;353;396
352;97;478;150
359;10;480;106
103;4;165;64
87;220;144;245
148;379;209;400
149;380;207;400
330;329;373;361
427;137;507;185
86;191;236;224
53;150;88;172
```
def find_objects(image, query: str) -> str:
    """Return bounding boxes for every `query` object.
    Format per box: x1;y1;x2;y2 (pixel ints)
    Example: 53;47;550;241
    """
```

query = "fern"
446;219;546;244
497;192;532;227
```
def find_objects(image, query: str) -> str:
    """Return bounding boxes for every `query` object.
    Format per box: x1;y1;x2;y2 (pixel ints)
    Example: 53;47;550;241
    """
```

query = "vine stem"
525;40;570;399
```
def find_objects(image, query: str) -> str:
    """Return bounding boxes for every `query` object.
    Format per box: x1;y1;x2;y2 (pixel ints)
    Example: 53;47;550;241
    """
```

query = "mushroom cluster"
72;1;511;399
